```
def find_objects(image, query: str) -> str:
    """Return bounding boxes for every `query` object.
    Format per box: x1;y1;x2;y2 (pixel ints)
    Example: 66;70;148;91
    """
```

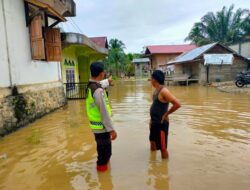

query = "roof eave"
25;0;66;22
61;32;108;55
168;59;202;65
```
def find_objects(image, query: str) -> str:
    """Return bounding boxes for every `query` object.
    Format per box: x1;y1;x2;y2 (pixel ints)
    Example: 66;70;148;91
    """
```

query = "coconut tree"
105;39;127;76
109;39;126;50
186;5;250;46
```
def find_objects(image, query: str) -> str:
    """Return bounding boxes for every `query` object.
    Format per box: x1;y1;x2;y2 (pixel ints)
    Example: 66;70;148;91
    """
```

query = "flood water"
0;80;250;190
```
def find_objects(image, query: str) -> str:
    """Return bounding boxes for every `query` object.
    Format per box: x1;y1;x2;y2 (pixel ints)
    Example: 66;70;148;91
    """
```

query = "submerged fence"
64;83;88;99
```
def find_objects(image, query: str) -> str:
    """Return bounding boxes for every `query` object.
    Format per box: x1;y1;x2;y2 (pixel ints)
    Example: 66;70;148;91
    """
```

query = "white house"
0;0;75;136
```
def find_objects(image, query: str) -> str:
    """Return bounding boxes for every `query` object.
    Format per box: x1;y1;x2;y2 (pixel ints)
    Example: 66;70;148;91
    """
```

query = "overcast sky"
61;0;250;53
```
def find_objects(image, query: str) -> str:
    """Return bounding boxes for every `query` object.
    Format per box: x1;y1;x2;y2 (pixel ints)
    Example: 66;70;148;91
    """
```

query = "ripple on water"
0;81;249;190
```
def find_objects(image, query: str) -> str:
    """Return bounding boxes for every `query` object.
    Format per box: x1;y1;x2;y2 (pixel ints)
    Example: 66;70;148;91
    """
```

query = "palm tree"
186;5;250;46
106;39;126;76
109;39;126;50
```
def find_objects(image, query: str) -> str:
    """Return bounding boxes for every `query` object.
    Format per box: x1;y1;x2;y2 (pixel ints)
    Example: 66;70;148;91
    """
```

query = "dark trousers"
94;132;112;166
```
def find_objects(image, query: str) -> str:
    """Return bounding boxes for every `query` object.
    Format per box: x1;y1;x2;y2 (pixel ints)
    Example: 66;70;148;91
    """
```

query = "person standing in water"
86;62;117;172
150;70;181;159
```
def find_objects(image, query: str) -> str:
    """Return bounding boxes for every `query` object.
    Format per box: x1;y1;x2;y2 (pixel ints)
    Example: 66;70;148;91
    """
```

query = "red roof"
90;37;108;49
145;44;197;55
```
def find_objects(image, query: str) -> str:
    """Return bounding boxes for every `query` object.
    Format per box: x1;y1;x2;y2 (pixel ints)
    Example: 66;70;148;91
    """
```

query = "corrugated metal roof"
145;44;196;54
168;43;217;64
132;58;150;63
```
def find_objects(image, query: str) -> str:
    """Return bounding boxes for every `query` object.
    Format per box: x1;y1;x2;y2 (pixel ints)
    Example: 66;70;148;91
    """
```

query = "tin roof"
145;44;196;55
168;42;250;65
168;43;216;64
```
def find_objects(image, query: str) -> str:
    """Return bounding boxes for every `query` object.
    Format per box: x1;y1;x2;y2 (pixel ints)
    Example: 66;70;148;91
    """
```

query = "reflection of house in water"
144;44;196;70
167;42;249;84
132;58;151;78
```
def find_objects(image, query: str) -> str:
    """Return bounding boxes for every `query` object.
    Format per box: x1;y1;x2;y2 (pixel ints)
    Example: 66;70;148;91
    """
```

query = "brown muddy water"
0;80;250;190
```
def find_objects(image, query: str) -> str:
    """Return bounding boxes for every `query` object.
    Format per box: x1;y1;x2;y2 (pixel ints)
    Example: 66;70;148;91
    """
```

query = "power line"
69;17;83;33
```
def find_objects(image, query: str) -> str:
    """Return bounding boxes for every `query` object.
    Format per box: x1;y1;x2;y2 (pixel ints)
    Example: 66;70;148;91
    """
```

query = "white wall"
0;0;61;88
0;0;10;87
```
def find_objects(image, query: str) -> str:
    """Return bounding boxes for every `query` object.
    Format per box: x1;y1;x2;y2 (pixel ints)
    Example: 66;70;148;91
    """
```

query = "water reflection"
0;80;249;190
147;152;169;190
97;170;114;190
67;161;114;190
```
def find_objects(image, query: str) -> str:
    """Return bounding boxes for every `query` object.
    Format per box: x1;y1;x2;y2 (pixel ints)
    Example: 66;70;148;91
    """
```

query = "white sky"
61;0;250;53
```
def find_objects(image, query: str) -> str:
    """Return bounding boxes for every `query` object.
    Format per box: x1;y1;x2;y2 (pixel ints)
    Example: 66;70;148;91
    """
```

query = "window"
29;15;62;61
44;27;62;61
66;69;75;91
29;15;45;60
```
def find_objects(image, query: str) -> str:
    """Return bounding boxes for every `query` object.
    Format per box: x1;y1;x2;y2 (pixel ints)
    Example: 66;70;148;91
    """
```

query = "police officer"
86;62;117;172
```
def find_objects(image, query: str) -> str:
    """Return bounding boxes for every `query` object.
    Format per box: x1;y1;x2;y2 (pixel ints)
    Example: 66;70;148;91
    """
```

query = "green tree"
124;53;135;76
186;5;250;46
105;39;127;76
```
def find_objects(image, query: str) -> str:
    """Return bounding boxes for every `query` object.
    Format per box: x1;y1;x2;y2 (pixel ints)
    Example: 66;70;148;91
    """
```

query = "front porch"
165;61;200;85
61;33;108;99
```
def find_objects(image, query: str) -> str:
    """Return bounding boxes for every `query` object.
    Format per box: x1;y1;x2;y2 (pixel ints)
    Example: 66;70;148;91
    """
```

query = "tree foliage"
104;39;139;77
186;5;250;46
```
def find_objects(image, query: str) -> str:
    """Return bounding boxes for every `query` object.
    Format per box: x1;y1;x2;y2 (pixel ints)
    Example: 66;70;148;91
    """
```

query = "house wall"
199;57;248;83
171;44;249;84
209;57;247;82
78;56;91;83
0;0;61;88
0;82;66;136
61;46;79;84
173;62;200;78
0;0;66;137
134;63;149;77
0;0;10;87
199;45;248;83
151;54;180;70
229;41;250;59
173;64;183;75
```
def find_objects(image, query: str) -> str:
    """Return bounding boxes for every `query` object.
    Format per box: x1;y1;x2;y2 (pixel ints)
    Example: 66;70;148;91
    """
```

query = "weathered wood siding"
151;54;180;70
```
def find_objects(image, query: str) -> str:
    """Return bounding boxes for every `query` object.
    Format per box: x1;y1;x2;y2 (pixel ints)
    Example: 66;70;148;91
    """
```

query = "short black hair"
90;62;104;77
152;70;165;85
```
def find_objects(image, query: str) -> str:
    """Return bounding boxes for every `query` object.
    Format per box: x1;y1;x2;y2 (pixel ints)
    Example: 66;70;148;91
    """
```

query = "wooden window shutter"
44;28;62;61
29;15;45;60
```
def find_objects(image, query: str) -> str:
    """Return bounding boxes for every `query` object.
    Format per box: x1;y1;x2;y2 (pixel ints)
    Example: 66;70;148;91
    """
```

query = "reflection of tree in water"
147;152;169;190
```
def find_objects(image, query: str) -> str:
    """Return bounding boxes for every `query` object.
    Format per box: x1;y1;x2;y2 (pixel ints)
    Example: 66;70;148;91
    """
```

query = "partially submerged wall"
0;82;66;137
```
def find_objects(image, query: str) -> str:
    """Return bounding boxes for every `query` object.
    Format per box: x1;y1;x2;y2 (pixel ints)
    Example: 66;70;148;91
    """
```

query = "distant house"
132;58;151;78
90;37;109;49
145;44;196;70
229;38;250;60
61;34;108;99
167;42;249;84
0;0;75;136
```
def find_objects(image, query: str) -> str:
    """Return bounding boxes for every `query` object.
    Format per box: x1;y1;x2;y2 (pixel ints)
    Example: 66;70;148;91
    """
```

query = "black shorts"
149;121;169;150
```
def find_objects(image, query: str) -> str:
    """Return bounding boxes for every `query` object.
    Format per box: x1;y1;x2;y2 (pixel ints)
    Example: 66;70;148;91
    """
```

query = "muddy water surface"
0;80;249;190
